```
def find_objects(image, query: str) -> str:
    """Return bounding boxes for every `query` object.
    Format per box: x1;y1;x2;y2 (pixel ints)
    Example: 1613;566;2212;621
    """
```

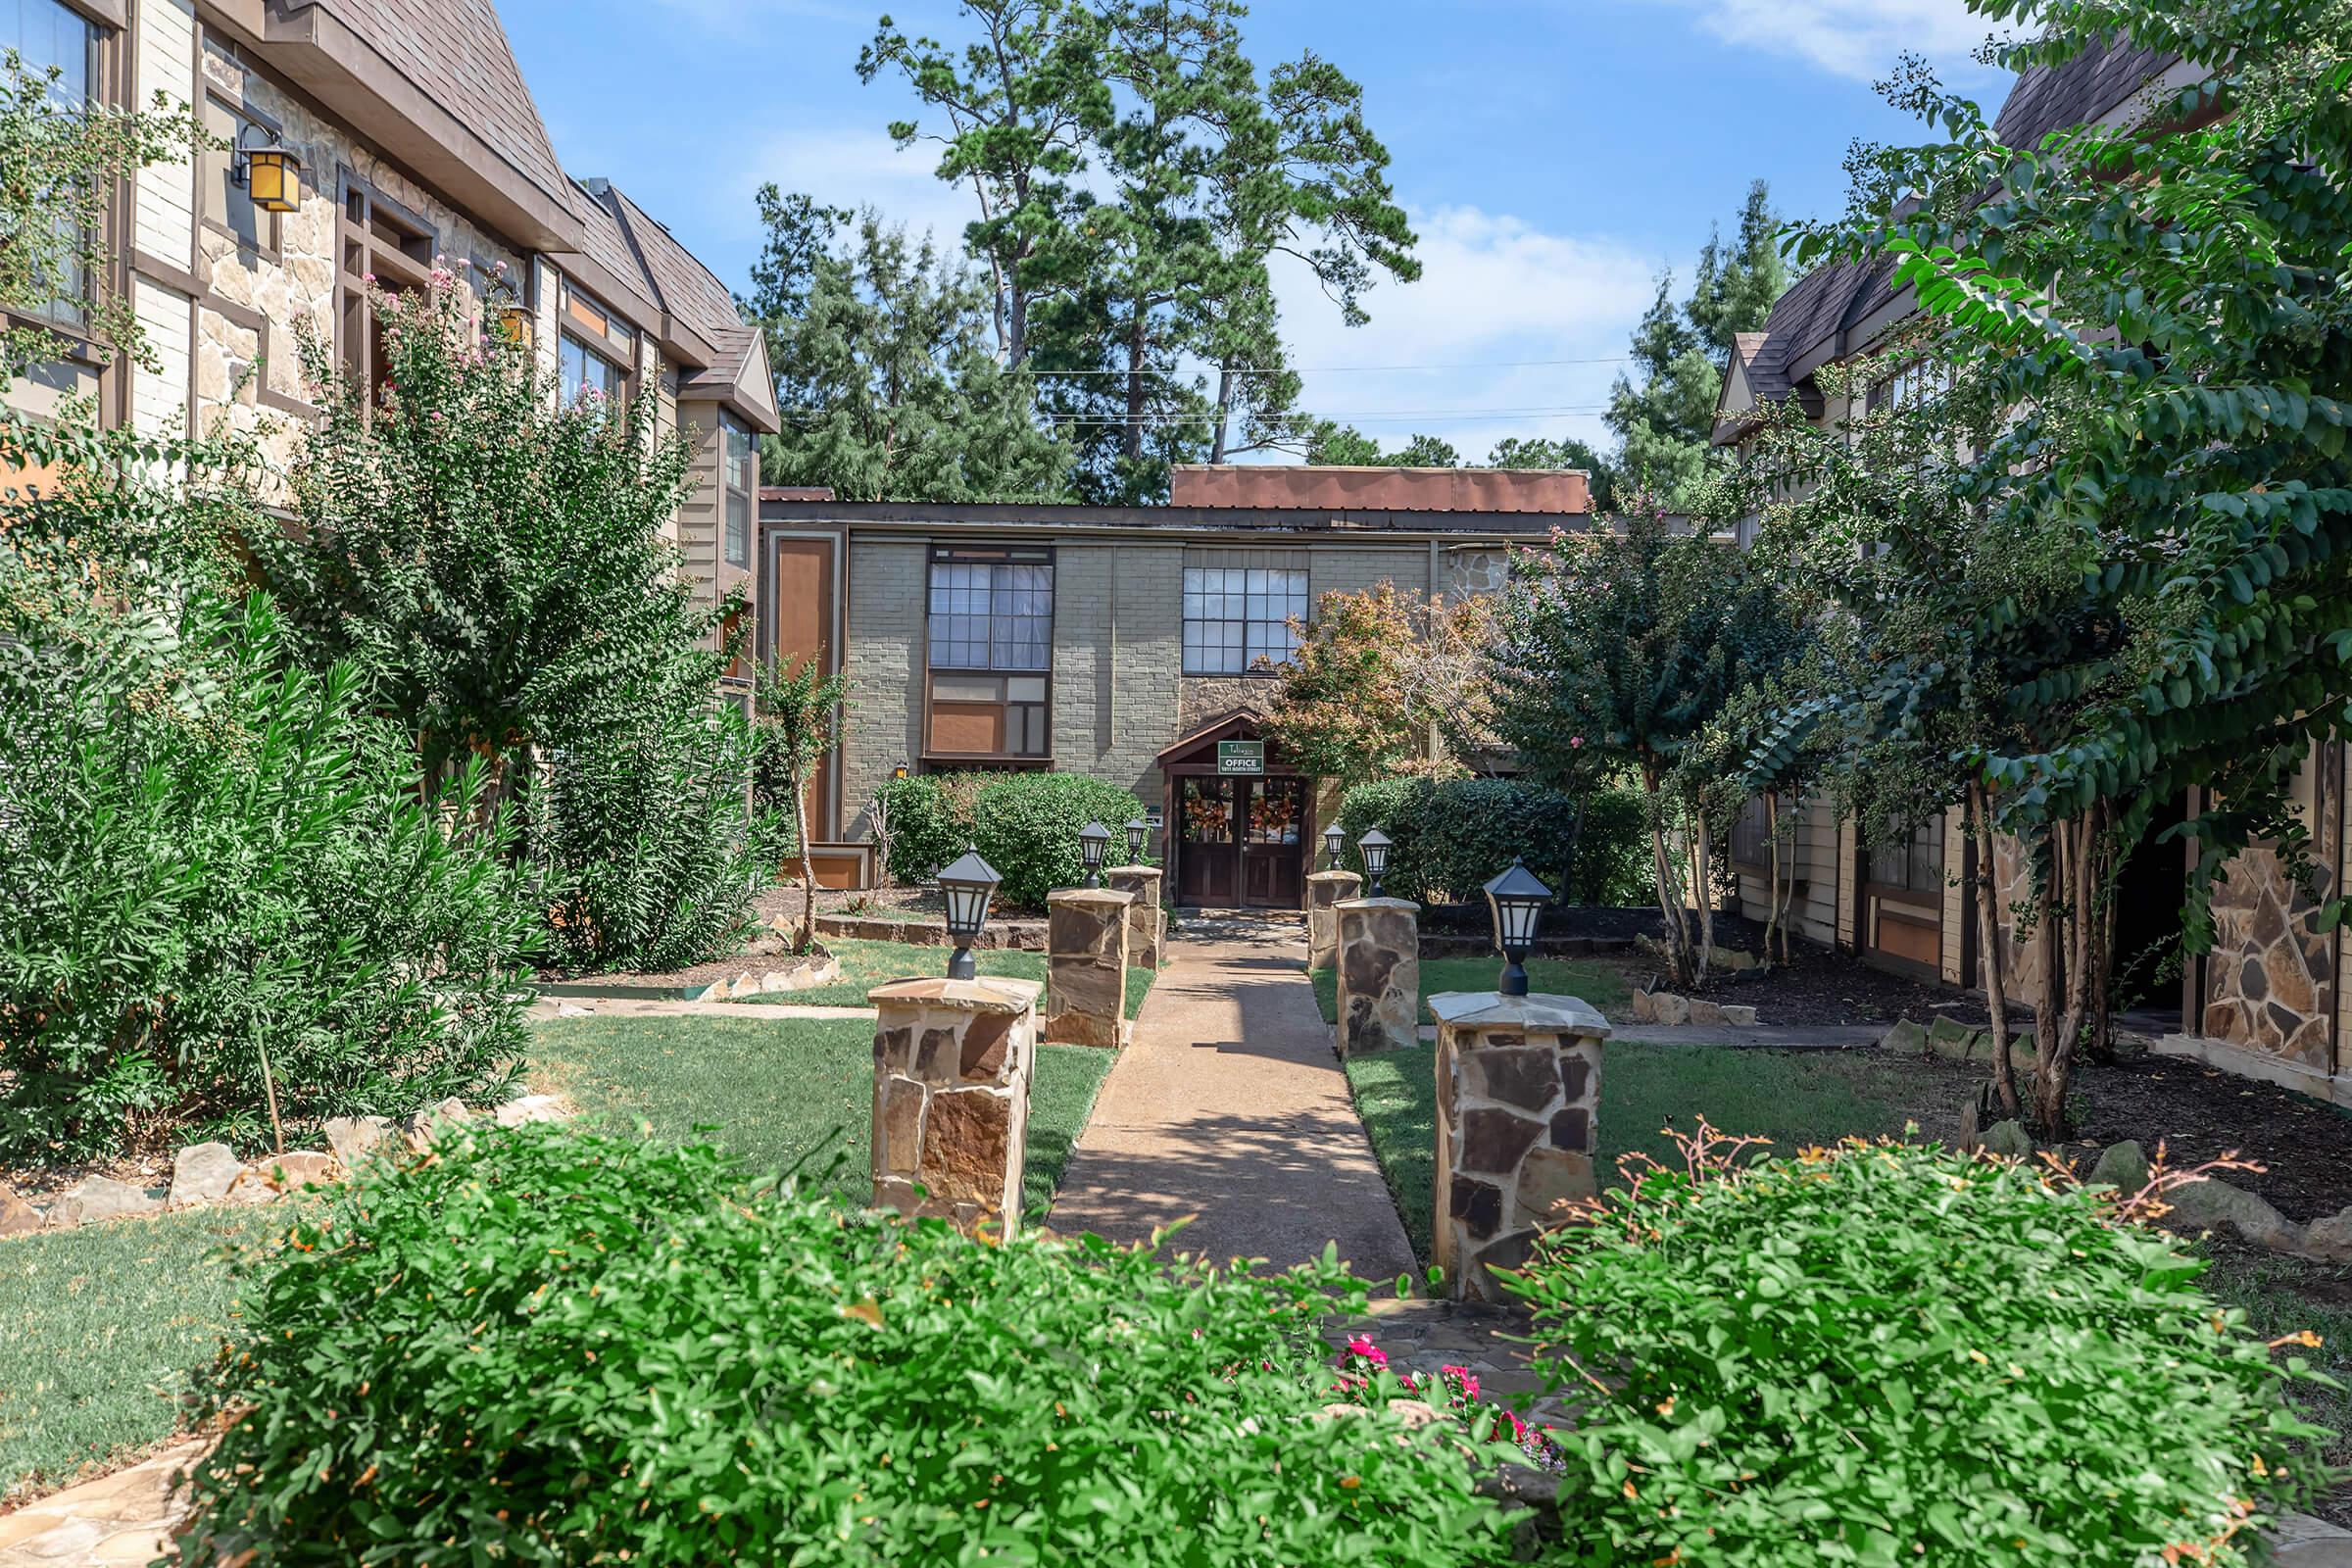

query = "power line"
967;356;1635;377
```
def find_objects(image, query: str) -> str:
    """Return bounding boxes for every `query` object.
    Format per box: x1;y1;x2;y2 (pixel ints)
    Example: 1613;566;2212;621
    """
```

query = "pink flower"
1343;1336;1387;1369
362;271;377;284
1569;736;1586;749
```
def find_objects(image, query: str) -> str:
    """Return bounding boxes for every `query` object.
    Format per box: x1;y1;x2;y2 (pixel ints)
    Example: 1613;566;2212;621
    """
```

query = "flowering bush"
1512;1127;2338;1567
1333;1336;1566;1474
172;1126;1516;1566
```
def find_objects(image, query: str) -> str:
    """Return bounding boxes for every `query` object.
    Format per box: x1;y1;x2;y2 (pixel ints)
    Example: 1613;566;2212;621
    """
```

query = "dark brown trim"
131;248;203;300
202;291;269;336
762;496;1567;539
919;543;1056;764
63;0;125;26
257;384;318;417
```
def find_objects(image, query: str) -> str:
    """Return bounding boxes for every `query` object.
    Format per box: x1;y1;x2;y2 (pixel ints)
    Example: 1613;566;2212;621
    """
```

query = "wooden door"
1176;777;1238;906
1241;778;1306;908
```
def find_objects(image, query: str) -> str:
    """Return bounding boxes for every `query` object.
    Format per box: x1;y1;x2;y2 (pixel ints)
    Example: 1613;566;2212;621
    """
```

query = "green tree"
1604;180;1785;512
744;200;1073;502
756;659;855;953
1305;424;1458;466
1489;434;1616;511
859;1;1114;369
1762;0;2352;1134
1495;503;1800;984
249;271;728;810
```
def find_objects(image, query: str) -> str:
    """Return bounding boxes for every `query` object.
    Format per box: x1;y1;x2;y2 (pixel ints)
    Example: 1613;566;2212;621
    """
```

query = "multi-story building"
2;0;778;694
1713;36;2352;1102
758;466;1584;902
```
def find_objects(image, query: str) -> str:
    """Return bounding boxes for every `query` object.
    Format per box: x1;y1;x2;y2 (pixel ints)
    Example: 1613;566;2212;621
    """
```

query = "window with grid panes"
2;0;100;413
924;547;1054;760
1182;550;1307;674
721;412;755;565
1867;816;1944;894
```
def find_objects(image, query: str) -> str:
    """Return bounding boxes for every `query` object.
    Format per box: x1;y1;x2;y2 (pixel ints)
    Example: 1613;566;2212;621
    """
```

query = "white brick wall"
129;277;189;438
132;0;197;268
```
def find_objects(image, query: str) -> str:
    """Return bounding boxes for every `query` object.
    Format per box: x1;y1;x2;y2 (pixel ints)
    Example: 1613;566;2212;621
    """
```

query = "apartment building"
1712;36;2352;1101
759;466;1580;904
2;0;778;693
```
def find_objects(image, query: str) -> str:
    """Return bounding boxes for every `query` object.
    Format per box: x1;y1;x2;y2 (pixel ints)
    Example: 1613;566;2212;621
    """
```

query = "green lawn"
529;1013;1113;1219
0;1202;284;1505
753;938;1156;1020
1345;1042;1923;1259
1310;955;1631;1027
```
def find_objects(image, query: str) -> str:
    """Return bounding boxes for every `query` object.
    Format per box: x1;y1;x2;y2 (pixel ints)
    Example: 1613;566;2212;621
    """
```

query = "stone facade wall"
1103;865;1165;969
2203;842;2338;1068
1044;888;1133;1048
1443;545;1511;597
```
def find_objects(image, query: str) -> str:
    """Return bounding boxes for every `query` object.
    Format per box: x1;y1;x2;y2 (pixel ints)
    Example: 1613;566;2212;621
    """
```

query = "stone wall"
2204;844;2338;1068
869;977;1039;1235
1044;888;1133;1049
1337;897;1418;1055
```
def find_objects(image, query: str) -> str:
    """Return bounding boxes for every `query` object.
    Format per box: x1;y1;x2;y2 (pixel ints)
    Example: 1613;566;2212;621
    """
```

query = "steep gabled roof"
314;0;573;208
1713;32;2188;446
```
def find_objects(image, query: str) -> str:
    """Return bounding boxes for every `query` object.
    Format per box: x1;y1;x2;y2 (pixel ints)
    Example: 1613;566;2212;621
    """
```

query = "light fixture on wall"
232;124;302;214
496;306;534;346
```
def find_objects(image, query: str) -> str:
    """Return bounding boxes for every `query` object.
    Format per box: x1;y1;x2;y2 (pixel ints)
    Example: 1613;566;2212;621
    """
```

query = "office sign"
1216;740;1266;776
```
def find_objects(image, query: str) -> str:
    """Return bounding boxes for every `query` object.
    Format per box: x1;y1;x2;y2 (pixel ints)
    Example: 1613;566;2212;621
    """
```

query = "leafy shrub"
1515;1133;2334;1567
175;1125;1516;1566
876;771;1147;910
526;700;767;975
1336;776;1646;906
0;590;532;1159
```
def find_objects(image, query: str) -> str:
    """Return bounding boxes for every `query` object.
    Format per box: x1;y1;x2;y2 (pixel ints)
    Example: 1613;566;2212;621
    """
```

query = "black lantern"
1078;821;1111;888
937;846;1002;980
1483;858;1552;998
1357;827;1393;898
1322;822;1346;871
1125;816;1148;865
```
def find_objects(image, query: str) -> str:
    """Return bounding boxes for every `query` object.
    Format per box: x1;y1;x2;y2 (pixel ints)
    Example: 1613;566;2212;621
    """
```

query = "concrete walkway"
1050;912;1416;1283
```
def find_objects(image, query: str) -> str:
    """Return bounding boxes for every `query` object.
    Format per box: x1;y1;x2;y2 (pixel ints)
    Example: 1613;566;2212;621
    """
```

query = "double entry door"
1176;775;1305;908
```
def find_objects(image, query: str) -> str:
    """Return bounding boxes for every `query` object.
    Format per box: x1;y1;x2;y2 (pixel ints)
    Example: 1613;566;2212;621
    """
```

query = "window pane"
724;490;748;566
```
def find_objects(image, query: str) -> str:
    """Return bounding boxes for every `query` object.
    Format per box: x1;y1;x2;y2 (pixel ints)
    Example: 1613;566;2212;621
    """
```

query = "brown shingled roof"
1992;37;2180;150
308;0;573;209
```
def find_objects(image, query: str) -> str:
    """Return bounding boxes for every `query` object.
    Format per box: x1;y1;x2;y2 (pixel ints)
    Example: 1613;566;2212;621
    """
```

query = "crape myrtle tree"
1258;580;1501;791
249;269;734;813
755;659;854;955
1753;0;2352;1135
1494;503;1801;986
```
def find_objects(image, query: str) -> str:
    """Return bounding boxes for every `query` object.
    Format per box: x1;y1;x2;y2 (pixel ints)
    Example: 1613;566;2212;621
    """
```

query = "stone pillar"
1045;887;1135;1048
1428;991;1610;1302
1305;869;1363;971
869;976;1042;1237
1103;865;1165;970
1335;897;1419;1056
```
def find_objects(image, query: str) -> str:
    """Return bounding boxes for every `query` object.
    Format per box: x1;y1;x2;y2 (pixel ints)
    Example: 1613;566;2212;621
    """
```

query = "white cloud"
1265;205;1660;464
721;126;984;251
1665;0;2012;82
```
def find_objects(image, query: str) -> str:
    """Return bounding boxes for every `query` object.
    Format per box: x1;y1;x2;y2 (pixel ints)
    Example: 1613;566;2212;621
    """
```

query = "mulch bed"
2058;1055;2352;1223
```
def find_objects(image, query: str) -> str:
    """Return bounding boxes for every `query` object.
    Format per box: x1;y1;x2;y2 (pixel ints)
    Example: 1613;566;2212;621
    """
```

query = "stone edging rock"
1629;989;1759;1027
0;1094;571;1239
814;913;1049;951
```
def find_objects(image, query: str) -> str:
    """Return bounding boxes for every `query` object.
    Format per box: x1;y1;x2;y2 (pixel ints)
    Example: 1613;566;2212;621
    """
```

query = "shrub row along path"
1049;912;1417;1283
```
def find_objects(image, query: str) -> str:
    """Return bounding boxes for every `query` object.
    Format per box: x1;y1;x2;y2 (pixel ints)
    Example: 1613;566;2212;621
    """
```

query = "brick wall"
841;538;928;836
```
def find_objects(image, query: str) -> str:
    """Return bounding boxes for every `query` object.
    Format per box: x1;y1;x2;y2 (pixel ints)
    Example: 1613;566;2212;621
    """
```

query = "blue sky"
500;0;2016;462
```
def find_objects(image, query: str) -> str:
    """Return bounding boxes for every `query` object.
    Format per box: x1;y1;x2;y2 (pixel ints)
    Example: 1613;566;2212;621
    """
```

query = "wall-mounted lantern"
233;124;302;214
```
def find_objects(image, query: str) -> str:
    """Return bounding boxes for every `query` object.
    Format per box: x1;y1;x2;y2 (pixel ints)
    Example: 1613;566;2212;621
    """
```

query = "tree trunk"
1122;307;1149;466
793;764;817;954
1969;783;2020;1120
2032;804;2110;1139
1692;808;1716;980
1642;765;1692;988
1210;365;1233;464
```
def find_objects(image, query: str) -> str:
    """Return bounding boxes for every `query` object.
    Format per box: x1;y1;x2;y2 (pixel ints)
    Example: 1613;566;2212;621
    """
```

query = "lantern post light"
1125;816;1148;865
1483;858;1552;999
1357;827;1393;899
936;847;1002;980
1077;821;1111;888
1322;822;1346;871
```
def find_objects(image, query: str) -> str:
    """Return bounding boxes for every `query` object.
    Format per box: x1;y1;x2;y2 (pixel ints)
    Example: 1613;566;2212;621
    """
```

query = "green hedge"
876;771;1148;911
1333;776;1646;906
1516;1138;2332;1565
172;1126;1515;1566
